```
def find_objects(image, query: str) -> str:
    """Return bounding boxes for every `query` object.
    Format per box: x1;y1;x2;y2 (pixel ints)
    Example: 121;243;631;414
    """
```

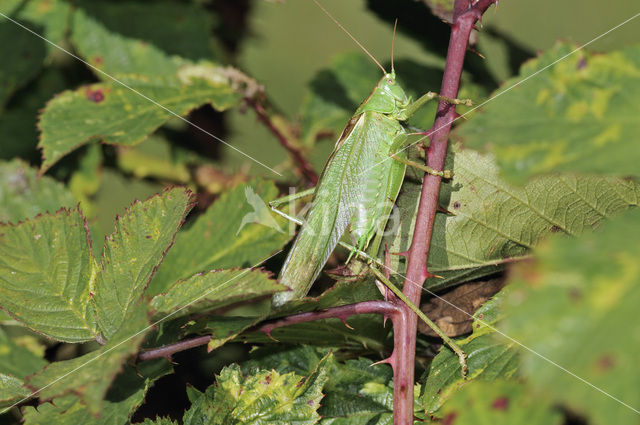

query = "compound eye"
387;78;394;84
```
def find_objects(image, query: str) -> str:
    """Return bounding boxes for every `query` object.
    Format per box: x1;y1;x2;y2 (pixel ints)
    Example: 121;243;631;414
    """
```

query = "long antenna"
391;19;398;73
311;0;386;74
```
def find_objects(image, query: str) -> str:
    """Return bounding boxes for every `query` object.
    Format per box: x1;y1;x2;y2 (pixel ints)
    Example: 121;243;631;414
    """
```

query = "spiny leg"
404;91;473;118
268;187;315;224
390;153;453;179
269;187;315;209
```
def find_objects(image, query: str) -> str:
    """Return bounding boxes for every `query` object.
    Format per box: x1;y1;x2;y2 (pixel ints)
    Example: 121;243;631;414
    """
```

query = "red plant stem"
138;335;212;361
137;301;398;362
393;1;496;423
247;98;319;184
259;300;399;335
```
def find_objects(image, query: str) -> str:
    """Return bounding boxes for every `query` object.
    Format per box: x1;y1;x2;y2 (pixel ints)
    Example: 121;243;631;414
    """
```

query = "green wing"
273;111;401;306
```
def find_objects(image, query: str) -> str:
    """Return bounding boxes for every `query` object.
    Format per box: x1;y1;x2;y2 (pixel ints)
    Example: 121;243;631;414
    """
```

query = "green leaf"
501;209;640;425
73;0;217;61
149;181;291;296
22;362;165;424
422;334;519;414
116;135;191;183
150;269;285;318
435;380;563;425
387;146;640;291
0;207;99;342
0;328;47;379
0;373;30;408
241;345;330;377
94;188;193;339
458;43;640;182
421;288;518;414
199;316;264;352
25;307;150;414
184;353;331;425
37;8;241;172
0;160;76;224
319;358;394;424
241;346;396;425
70;6;185;78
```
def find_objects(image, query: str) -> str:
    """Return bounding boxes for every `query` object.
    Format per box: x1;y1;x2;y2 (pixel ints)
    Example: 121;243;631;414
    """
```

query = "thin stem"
138;335;212;361
393;1;496;423
137;301;398;362
247;98;319;184
259;300;399;336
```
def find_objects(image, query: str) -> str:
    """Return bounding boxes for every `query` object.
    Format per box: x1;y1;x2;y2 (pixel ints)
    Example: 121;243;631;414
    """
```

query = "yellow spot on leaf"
589;88;613;119
536;89;550;105
538;140;569;171
566;101;588;121
590;252;636;312
593;124;621;147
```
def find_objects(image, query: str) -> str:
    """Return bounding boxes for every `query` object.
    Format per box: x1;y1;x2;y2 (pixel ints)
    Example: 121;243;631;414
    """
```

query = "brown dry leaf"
419;278;505;337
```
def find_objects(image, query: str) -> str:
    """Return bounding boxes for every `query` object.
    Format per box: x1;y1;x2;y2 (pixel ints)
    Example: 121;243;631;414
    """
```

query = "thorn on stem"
341;317;354;330
263;328;279;342
371;356;393;367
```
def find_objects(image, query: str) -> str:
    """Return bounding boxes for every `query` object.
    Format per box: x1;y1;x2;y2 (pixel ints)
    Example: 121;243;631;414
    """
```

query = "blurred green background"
224;0;640;173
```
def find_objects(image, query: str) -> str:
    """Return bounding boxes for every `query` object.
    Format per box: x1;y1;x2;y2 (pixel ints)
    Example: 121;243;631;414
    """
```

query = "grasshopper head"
377;72;409;107
356;71;410;116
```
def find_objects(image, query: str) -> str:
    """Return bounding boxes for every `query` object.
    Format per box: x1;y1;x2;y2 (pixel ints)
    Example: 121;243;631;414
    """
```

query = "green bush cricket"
270;1;470;372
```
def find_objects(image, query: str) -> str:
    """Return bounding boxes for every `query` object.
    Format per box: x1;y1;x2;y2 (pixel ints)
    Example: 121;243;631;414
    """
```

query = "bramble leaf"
0;208;98;342
0;328;47;379
458;43;640;182
501;210;640;425
149;181;290;296
0;159;75;224
387;146;640;291
150;269;285;318
22;362;167;424
0;374;30;408
25;307;150;414
94;187;193;339
37;8;241;172
241;346;396;424
183;353;331;425
0;328;47;407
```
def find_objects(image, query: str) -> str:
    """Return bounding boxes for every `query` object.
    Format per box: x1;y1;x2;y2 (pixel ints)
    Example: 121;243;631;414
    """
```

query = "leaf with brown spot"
435;380;562;424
